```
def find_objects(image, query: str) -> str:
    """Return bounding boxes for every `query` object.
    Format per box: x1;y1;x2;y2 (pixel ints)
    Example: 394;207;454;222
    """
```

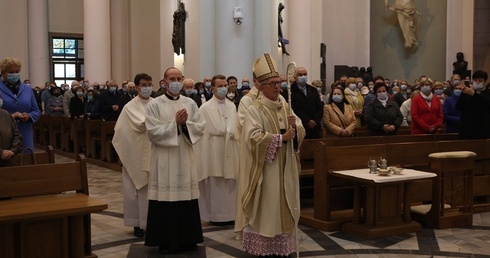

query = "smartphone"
464;81;470;87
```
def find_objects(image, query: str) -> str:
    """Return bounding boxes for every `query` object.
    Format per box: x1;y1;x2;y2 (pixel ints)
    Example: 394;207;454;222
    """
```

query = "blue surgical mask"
400;84;407;90
242;82;250;88
168;81;183;95
185;89;194;96
349;84;357;91
453;89;462;97
199;89;204;95
76;91;84;97
281;82;288;90
435;89;443;95
377;92;388;101
216;87;228;98
298;76;308;85
393;91;399;95
407;89;412;94
204;82;211;89
452;80;460;87
421;86;431;95
332;95;343;104
317;87;322;94
109;86;117;93
160;84;166;89
140;87;153;98
7;73;20;84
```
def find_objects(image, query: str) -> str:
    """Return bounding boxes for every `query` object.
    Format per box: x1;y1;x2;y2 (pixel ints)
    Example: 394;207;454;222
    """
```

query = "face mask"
473;82;485;92
87;95;93;101
83;82;88;87
140;87;153;98
393;91;399;95
185;90;194;96
377;92;388;101
199;89;204;95
160;84;166;90
129;89;137;96
109;86;117;93
25;84;31;88
407;89;412;94
421;86;431;95
317;87;322;94
393;82;398;86
298;76;308;85
168;81;183;95
204;82;211;89
88;87;94;91
400;84;407;90
64;86;70;91
435;89;443;96
227;92;235;99
358;83;363;89
76;91;84;97
242;82;250;88
216;87;228;98
281;82;288;90
7;73;20;84
122;88;128;93
332;95;343;104
453;89;462;97
349;84;357;91
452;80;460;87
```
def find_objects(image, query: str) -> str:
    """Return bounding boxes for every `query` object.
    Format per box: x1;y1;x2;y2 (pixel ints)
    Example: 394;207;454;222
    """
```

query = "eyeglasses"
262;81;281;87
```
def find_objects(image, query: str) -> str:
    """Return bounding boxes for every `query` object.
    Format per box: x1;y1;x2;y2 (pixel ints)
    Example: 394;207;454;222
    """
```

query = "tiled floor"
55;154;490;258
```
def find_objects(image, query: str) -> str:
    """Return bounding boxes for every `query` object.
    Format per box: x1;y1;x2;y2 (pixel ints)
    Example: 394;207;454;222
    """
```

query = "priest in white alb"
196;74;239;225
144;67;206;254
112;73;153;238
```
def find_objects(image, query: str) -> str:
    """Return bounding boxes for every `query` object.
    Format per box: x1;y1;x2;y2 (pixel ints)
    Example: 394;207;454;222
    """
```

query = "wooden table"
330;168;436;239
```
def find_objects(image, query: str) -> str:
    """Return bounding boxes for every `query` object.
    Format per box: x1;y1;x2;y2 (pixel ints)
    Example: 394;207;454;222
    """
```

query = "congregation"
1;51;490;258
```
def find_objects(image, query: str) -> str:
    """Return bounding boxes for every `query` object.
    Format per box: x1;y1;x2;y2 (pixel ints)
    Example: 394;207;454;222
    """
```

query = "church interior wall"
48;0;83;34
370;0;448;83
474;0;490;73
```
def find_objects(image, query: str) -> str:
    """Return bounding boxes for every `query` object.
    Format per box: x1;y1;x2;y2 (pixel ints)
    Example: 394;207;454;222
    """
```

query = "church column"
84;0;111;83
446;0;474;79
288;0;312;77
110;0;130;83
215;0;255;81
27;0;49;88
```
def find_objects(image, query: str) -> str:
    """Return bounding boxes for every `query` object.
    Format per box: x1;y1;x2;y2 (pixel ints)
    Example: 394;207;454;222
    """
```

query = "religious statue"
453;52;470;79
278;3;290;56
172;2;186;55
385;0;421;48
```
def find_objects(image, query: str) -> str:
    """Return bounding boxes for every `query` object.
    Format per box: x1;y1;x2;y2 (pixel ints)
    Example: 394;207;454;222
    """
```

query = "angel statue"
385;0;421;48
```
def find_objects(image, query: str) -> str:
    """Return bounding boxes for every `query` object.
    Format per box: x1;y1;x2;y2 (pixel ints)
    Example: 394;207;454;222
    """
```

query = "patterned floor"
54;154;490;258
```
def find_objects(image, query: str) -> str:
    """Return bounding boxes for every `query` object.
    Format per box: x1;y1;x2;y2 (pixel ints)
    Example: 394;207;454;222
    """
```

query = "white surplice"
196;96;239;222
113;96;152;228
145;94;206;202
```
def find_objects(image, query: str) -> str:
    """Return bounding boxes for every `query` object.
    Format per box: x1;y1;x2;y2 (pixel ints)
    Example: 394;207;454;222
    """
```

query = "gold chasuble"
241;95;305;238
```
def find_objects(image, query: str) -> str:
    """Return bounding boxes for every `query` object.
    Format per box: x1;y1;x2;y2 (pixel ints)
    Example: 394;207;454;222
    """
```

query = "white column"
215;0;255;81
84;0;111;82
198;0;216;80
27;0;49;88
288;0;312;78
254;0;280;63
160;0;175;79
446;0;474;79
110;0;130;83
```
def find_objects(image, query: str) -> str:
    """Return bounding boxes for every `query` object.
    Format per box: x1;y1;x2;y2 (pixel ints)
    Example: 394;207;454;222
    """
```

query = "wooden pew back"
14;145;55;166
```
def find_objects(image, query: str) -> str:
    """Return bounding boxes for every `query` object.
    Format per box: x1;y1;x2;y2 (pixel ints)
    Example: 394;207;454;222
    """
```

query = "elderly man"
237;53;305;257
197;74;239;226
99;80;122;121
63;80;79;116
113;73;153;238
290;67;323;139
144;67;206;254
182;78;202;107
203;76;213;101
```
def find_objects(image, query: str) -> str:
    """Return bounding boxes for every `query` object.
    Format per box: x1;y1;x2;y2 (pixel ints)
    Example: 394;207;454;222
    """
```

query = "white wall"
48;0;84;34
322;0;371;86
446;0;474;79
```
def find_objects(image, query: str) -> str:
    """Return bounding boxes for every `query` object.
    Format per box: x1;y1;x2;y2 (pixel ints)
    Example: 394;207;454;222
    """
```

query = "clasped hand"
175;108;188;125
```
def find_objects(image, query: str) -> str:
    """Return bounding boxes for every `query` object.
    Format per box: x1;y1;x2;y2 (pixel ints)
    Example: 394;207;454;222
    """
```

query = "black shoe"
133;227;144;237
185;244;198;251
210;220;235;226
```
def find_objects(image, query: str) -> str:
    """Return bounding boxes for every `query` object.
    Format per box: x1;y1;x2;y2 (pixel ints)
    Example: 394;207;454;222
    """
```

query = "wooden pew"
49;116;63;149
0;155;108;258
70;118;86;155
40;115;51;146
85;120;102;159
14;145;55;166
61;116;72;152
100;121;117;163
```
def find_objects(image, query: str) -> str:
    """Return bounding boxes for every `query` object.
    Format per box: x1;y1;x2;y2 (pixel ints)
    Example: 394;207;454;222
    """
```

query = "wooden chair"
411;151;476;229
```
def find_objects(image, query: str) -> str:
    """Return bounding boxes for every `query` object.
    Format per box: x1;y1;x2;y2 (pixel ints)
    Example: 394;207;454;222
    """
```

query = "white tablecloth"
331;168;436;183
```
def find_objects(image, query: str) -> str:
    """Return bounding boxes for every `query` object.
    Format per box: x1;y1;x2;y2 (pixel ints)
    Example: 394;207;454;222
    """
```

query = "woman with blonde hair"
343;77;364;127
323;87;357;137
411;78;443;134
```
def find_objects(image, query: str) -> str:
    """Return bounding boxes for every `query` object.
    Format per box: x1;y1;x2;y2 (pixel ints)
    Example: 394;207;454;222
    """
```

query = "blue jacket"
442;94;461;133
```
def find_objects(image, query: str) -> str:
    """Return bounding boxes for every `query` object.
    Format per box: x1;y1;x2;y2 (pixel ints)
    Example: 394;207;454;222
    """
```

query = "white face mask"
168;81;183;95
226;92;235;99
216;87;228;98
140;87;152;98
